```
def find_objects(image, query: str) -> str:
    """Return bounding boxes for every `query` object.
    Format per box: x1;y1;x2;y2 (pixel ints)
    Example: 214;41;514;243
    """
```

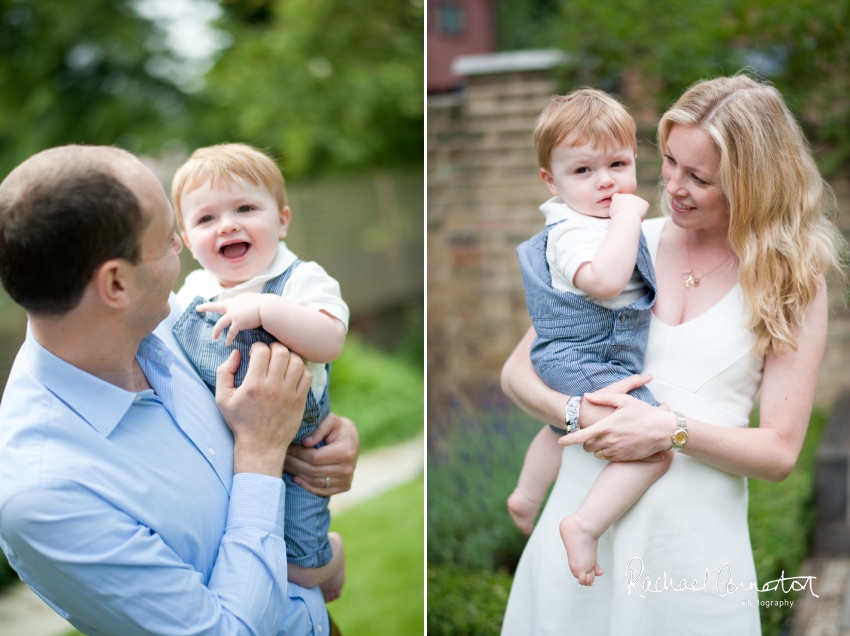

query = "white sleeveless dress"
502;217;764;635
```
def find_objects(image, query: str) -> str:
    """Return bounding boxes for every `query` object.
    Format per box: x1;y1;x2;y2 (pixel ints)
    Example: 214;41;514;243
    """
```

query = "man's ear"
279;206;291;239
540;168;559;196
91;259;132;310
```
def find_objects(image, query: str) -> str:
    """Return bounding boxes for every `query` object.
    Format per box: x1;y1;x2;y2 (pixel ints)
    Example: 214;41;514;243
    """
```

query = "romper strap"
261;258;302;295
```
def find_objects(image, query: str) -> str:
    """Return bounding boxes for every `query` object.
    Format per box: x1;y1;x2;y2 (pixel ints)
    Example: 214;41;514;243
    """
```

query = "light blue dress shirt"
0;295;328;636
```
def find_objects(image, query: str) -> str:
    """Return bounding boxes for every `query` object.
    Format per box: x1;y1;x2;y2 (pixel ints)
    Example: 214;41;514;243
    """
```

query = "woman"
500;75;844;634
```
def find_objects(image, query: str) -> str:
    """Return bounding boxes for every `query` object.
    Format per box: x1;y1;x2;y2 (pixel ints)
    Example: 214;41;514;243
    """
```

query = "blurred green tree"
195;0;424;177
492;0;559;51
0;0;187;176
498;0;850;173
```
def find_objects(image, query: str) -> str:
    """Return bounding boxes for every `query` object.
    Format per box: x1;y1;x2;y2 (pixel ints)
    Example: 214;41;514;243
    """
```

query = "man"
0;145;359;635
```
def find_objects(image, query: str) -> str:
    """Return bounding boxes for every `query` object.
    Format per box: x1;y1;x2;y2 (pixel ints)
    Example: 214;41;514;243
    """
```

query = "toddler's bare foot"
559;514;603;586
507;488;541;535
319;533;345;603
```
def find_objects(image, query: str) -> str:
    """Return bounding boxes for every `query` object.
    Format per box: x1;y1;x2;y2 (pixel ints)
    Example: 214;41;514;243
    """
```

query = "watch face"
672;430;689;445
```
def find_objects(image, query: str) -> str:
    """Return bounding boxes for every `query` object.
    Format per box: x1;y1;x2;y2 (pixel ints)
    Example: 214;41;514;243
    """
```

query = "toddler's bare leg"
560;451;673;586
508;426;564;534
287;532;345;602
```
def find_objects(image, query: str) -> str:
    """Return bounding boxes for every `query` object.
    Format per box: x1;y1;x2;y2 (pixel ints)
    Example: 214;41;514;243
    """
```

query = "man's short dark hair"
0;170;148;315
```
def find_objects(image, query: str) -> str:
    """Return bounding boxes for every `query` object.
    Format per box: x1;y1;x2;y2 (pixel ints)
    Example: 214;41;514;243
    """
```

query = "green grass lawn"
64;476;424;636
328;477;424;635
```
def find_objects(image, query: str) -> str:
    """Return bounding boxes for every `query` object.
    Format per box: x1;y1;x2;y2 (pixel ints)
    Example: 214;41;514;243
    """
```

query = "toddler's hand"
609;193;649;221
196;293;266;346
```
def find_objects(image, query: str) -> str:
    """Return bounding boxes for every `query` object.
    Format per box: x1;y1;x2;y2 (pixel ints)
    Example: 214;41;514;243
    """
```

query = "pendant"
681;271;699;288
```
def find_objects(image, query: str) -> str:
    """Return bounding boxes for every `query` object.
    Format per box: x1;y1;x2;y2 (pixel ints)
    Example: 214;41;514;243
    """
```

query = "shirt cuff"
227;473;286;538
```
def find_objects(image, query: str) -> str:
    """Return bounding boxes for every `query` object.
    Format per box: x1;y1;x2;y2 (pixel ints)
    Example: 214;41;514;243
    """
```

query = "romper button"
305;416;317;423
619;313;626;323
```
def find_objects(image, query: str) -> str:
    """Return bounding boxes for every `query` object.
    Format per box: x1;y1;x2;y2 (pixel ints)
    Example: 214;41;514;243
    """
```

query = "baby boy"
508;89;672;585
171;143;348;601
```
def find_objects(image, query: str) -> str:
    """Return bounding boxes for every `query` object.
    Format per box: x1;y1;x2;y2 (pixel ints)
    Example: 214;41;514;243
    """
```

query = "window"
438;2;464;36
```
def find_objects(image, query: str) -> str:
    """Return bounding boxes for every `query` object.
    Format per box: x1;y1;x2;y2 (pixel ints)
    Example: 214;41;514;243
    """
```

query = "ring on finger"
325;476;330;488
595;449;609;461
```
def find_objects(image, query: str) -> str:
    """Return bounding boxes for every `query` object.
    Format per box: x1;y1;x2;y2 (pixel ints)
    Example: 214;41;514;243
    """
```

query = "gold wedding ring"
595;450;609;461
325;477;330;488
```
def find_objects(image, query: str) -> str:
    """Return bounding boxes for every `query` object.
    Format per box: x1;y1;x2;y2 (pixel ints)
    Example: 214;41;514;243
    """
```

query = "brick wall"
428;70;559;407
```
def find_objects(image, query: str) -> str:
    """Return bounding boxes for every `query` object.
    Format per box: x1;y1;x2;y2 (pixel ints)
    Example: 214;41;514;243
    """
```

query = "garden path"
0;433;424;636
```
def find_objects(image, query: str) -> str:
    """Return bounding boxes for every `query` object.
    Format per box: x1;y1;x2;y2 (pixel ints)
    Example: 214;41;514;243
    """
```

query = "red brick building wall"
427;0;495;93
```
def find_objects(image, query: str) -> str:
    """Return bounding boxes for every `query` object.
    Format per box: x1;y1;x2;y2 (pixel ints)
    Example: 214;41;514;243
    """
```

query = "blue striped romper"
172;259;333;569
517;219;659;433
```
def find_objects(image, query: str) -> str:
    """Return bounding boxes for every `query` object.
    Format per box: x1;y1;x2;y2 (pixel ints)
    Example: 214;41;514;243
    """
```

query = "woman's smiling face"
661;125;730;233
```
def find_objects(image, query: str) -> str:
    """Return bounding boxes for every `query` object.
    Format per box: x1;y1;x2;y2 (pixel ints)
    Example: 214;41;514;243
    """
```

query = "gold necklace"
681;237;734;289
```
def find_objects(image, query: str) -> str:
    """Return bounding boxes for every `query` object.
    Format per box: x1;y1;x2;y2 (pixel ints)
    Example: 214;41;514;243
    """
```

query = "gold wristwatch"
671;411;688;451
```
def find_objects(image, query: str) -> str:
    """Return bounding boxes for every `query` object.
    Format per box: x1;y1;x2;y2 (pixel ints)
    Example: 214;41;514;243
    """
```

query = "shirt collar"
540;196;579;226
27;329;175;438
187;242;297;300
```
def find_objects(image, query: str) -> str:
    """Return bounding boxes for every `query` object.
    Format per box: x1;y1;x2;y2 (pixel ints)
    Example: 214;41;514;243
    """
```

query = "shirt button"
619;313;627;323
134;396;142;402
208;448;216;456
305;416;317;423
318;626;322;633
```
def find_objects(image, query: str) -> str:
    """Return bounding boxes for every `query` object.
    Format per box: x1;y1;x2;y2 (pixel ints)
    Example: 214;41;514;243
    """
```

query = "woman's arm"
501;326;654;430
564;283;828;482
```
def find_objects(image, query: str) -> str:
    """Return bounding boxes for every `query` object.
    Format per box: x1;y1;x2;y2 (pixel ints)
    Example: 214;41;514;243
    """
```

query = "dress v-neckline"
644;216;740;329
650;282;739;328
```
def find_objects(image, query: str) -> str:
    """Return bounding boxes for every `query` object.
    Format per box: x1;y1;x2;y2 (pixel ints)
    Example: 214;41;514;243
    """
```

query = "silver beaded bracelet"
565;395;582;434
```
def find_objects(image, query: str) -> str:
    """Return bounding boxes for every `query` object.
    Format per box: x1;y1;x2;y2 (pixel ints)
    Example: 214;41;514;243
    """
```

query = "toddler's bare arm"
197;294;346;363
572;193;648;299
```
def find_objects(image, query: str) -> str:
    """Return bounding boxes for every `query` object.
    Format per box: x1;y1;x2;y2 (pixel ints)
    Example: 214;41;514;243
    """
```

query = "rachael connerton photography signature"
625;557;818;598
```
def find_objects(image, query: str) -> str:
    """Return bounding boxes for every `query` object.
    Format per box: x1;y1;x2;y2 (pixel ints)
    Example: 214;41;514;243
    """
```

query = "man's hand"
609;193;649;221
197;294;266;347
285;413;360;496
216;342;312;477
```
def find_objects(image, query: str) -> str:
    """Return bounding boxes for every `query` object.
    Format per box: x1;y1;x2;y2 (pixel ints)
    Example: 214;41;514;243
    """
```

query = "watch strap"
671;411;688;451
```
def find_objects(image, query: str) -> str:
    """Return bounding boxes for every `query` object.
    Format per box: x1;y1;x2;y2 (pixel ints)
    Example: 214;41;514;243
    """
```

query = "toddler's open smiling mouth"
220;242;251;260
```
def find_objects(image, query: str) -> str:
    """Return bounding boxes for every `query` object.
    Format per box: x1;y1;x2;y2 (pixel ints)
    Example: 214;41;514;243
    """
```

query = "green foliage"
0;556;17;588
0;0;187;176
749;407;828;636
196;0;424;178
427;402;541;570
328;477;424;635
492;0;559;51
330;335;423;451
427;564;512;636
493;0;850;173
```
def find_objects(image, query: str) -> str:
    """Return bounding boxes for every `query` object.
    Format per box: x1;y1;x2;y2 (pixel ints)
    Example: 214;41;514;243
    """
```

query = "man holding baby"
0;145;356;635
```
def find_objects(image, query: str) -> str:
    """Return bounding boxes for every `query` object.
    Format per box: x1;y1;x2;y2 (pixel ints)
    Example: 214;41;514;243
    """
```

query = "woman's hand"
577;373;653;428
284;413;360;496
561;392;675;462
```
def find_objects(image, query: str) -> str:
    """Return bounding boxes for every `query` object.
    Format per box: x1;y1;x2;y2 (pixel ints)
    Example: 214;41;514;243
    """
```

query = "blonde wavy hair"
658;74;845;357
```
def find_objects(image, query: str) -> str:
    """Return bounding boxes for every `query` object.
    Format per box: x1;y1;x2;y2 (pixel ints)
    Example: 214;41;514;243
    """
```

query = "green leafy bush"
330;335;423;451
428;401;541;571
428;564;512;636
749;408;828;636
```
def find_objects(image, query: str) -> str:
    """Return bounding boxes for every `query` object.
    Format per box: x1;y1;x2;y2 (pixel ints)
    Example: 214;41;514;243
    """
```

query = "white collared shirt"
541;197;646;310
177;242;349;398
